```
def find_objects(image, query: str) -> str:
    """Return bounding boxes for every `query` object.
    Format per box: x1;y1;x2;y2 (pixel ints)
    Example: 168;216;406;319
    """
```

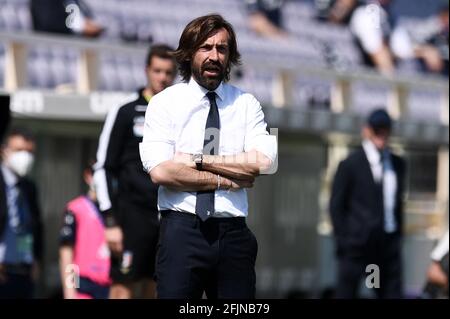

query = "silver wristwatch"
192;153;203;170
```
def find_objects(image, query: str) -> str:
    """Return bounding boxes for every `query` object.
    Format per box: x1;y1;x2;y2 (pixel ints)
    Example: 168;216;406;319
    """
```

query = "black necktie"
195;92;220;221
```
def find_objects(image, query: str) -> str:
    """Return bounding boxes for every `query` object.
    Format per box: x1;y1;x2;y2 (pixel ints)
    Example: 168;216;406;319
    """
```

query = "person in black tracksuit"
93;44;176;299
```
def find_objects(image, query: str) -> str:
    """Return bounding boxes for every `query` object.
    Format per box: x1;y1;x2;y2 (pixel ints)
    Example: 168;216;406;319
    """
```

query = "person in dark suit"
330;108;406;299
0;128;43;299
0;96;10;143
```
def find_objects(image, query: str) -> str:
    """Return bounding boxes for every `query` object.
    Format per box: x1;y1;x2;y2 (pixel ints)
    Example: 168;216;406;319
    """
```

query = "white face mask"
5;150;35;177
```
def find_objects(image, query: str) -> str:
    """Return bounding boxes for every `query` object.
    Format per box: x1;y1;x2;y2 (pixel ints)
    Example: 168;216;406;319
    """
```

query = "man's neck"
191;76;222;92
143;87;154;102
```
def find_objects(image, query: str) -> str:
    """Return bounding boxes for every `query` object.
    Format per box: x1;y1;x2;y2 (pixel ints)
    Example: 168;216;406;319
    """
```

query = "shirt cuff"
246;135;278;164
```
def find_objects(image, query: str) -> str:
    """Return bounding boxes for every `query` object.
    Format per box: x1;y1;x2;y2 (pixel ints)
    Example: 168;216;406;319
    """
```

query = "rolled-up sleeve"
244;94;278;164
139;95;175;173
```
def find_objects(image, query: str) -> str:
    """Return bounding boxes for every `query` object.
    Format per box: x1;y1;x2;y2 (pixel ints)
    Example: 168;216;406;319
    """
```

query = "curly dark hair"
173;14;241;82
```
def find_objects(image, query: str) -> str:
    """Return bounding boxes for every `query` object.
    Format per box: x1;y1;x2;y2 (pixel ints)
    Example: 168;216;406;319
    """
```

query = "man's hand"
228;178;254;190
427;261;448;289
105;226;123;256
420;45;444;73
82;19;104;38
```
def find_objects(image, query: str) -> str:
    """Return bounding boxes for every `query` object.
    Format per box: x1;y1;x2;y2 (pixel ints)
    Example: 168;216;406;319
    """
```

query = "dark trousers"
0;265;33;299
78;277;110;299
336;233;402;299
156;210;258;299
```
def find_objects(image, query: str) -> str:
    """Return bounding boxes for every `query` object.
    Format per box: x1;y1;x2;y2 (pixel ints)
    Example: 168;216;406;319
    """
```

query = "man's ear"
361;125;371;140
1;146;9;161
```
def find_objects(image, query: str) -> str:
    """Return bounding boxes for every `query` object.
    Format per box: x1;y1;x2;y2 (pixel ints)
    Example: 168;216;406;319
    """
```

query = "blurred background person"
245;0;289;39
391;4;449;75
0;128;43;299
93;44;177;299
59;162;110;299
330;109;406;299
421;230;448;299
30;0;104;37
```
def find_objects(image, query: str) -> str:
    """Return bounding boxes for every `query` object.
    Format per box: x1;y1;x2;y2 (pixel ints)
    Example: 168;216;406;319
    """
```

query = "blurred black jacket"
329;146;406;257
0;173;44;263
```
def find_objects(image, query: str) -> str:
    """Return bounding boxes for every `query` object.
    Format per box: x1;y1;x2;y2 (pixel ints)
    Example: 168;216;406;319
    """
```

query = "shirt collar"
362;139;381;165
1;164;18;187
188;77;225;103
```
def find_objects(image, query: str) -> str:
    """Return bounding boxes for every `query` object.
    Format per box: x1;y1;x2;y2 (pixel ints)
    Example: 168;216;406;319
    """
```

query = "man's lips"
202;64;222;75
204;69;220;76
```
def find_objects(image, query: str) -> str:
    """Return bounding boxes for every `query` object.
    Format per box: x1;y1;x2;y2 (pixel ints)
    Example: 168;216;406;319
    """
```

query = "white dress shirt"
362;139;397;233
140;78;277;217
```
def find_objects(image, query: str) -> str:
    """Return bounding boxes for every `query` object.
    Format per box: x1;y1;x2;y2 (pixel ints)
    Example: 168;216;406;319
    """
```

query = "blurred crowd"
26;0;449;77
245;0;448;76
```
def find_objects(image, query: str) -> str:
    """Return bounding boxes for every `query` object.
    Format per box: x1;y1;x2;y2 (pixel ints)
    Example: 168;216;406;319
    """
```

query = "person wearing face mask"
0;127;43;299
59;162;111;299
329;108;406;299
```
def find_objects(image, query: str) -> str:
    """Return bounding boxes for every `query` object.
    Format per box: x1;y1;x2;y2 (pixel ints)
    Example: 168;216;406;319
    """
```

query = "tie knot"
206;91;216;102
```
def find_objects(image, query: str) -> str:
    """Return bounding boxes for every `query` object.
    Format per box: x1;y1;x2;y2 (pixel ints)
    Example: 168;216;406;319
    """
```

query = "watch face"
193;154;202;163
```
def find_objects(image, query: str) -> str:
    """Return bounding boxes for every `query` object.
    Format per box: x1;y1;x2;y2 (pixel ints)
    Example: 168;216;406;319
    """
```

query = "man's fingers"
244;180;254;188
229;180;253;189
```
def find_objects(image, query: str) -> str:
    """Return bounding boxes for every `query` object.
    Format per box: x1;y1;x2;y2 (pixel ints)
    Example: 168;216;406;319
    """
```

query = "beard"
192;61;225;91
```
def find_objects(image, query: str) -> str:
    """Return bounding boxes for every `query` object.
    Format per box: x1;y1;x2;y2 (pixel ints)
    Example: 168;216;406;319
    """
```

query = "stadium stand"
1;0;445;116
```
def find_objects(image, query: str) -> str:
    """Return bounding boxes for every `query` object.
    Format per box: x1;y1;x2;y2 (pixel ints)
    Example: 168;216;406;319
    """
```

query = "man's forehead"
7;135;34;149
202;28;229;44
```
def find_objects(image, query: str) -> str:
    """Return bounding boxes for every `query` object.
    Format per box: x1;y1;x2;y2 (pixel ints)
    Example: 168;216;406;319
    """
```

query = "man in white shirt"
330;109;406;298
139;14;277;299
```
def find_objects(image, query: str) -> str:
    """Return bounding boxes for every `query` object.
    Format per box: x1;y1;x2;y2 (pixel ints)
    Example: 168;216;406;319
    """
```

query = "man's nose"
208;48;219;61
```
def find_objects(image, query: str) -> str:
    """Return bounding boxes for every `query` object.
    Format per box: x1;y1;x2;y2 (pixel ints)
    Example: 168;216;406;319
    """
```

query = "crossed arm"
149;149;272;192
